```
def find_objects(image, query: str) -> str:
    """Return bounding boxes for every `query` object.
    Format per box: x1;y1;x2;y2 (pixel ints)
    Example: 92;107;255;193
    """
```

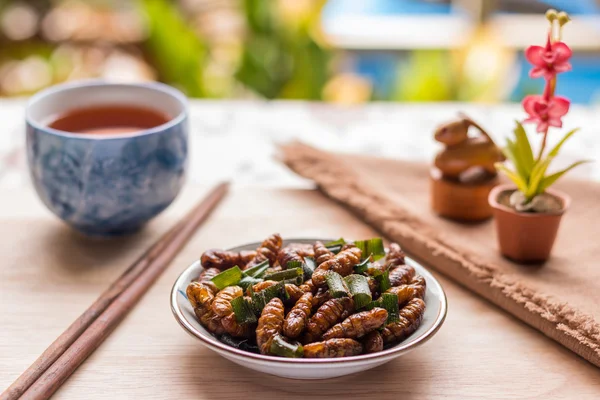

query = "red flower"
525;35;572;80
523;94;570;133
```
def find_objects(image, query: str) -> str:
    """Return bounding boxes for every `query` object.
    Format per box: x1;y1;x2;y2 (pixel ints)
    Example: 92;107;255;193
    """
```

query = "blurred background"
0;0;599;104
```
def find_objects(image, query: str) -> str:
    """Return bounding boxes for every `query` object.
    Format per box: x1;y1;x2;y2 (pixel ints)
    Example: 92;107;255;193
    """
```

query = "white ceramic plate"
170;239;447;379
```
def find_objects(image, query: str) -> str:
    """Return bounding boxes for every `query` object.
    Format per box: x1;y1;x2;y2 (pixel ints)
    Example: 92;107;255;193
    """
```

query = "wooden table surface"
1;186;599;399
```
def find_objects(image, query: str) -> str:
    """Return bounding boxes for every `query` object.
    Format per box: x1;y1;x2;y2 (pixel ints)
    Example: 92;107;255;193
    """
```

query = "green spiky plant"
497;123;588;203
496;10;590;207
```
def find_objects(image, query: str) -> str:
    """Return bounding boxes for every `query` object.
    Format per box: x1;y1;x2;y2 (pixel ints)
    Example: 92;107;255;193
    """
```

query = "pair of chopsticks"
1;182;230;400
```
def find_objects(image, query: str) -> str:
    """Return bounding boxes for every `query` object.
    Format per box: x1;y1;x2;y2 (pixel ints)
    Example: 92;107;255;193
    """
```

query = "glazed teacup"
26;81;188;235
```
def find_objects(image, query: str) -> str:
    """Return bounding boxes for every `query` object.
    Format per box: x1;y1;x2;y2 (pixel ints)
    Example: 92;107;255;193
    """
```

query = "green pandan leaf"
547;128;579;158
538;160;593;193
495;163;527;193
504;139;528;183
526;158;553;199
513;121;535;177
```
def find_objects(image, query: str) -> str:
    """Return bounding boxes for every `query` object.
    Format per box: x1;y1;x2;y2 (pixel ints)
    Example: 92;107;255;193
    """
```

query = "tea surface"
48;105;170;135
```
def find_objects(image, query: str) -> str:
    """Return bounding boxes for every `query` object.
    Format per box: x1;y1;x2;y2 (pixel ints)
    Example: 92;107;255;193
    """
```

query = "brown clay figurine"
434;114;505;182
430;114;503;222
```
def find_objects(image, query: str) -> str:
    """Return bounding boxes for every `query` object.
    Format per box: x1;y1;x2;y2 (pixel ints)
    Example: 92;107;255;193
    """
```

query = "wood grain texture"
1;187;600;399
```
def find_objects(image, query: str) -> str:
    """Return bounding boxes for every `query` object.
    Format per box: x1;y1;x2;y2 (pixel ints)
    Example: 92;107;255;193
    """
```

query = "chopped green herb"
379;293;400;323
210;266;243;290
238;275;263;291
263;267;303;282
302;257;316;280
242;260;270;278
362;301;377;311
251;281;287;315
325;238;346;254
269;334;303;358
231;296;257;324
324;238;346;247
282;276;304;286
355;238;386;261
286;260;303;270
325;271;349;298
375;270;392;293
354;257;372;274
344;274;372;309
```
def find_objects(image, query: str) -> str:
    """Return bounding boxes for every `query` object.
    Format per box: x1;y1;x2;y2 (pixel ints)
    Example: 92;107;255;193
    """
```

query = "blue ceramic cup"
26;81;188;235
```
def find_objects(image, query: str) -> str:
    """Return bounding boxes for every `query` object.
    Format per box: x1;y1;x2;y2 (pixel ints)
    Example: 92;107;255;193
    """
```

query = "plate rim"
170;238;448;365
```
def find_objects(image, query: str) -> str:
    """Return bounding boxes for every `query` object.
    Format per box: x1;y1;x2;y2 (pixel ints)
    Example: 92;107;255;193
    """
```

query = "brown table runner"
281;142;600;368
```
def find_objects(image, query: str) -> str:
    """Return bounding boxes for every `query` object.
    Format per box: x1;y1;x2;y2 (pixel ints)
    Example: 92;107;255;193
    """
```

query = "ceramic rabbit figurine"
430;114;503;222
434;114;505;182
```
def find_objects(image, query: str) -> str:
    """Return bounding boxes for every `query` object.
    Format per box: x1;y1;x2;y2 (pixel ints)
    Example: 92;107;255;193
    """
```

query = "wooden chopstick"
2;182;230;400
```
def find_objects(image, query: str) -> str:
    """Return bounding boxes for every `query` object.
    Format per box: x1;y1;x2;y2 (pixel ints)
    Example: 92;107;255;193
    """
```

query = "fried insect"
256;297;285;354
212;286;243;317
197;268;220;294
198;267;220;282
411;274;427;291
285;284;305;305
283;292;313;338
195;308;225;335
388;265;416;287
386;274;426;306
250;280;303;304
381;298;426;344
264;265;283;274
244;233;283;270
322;308;388;340
312;247;362;287
277;247;304;270
221;313;253;338
187;282;214;311
201;249;257;271
311;288;332;309
362;331;383;354
287;243;315;258
299;279;317;294
341;243;357;251
252;280;277;293
313;241;335;266
304;297;354;342
387;243;406;267
303;338;363;358
186;282;224;335
367;276;378;296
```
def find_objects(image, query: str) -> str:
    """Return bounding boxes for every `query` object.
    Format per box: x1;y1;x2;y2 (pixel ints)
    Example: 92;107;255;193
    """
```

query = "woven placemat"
280;142;600;368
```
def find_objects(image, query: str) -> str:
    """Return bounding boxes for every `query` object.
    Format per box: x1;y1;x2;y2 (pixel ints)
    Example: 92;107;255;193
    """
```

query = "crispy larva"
256;298;285;355
244;233;283;270
322;308;388;340
311;247;362;287
313;241;335;266
283;292;313;338
381;298;426;344
362;331;383;354
201;249;256;270
304;297;354;343
277;247;304;270
304;338;362;358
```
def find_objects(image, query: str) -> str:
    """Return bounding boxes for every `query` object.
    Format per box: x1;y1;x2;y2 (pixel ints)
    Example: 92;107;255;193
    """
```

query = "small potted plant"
489;9;591;263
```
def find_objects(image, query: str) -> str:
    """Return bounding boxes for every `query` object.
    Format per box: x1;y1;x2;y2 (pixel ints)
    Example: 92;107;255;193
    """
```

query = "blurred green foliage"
236;0;331;100
140;0;206;97
393;50;455;102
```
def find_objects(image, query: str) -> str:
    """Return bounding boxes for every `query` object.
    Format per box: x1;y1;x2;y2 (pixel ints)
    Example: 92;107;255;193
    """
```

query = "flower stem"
537;74;556;161
537;130;548;161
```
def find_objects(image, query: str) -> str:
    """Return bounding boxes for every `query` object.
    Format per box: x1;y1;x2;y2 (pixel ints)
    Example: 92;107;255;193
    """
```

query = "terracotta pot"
430;167;498;222
488;184;571;263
